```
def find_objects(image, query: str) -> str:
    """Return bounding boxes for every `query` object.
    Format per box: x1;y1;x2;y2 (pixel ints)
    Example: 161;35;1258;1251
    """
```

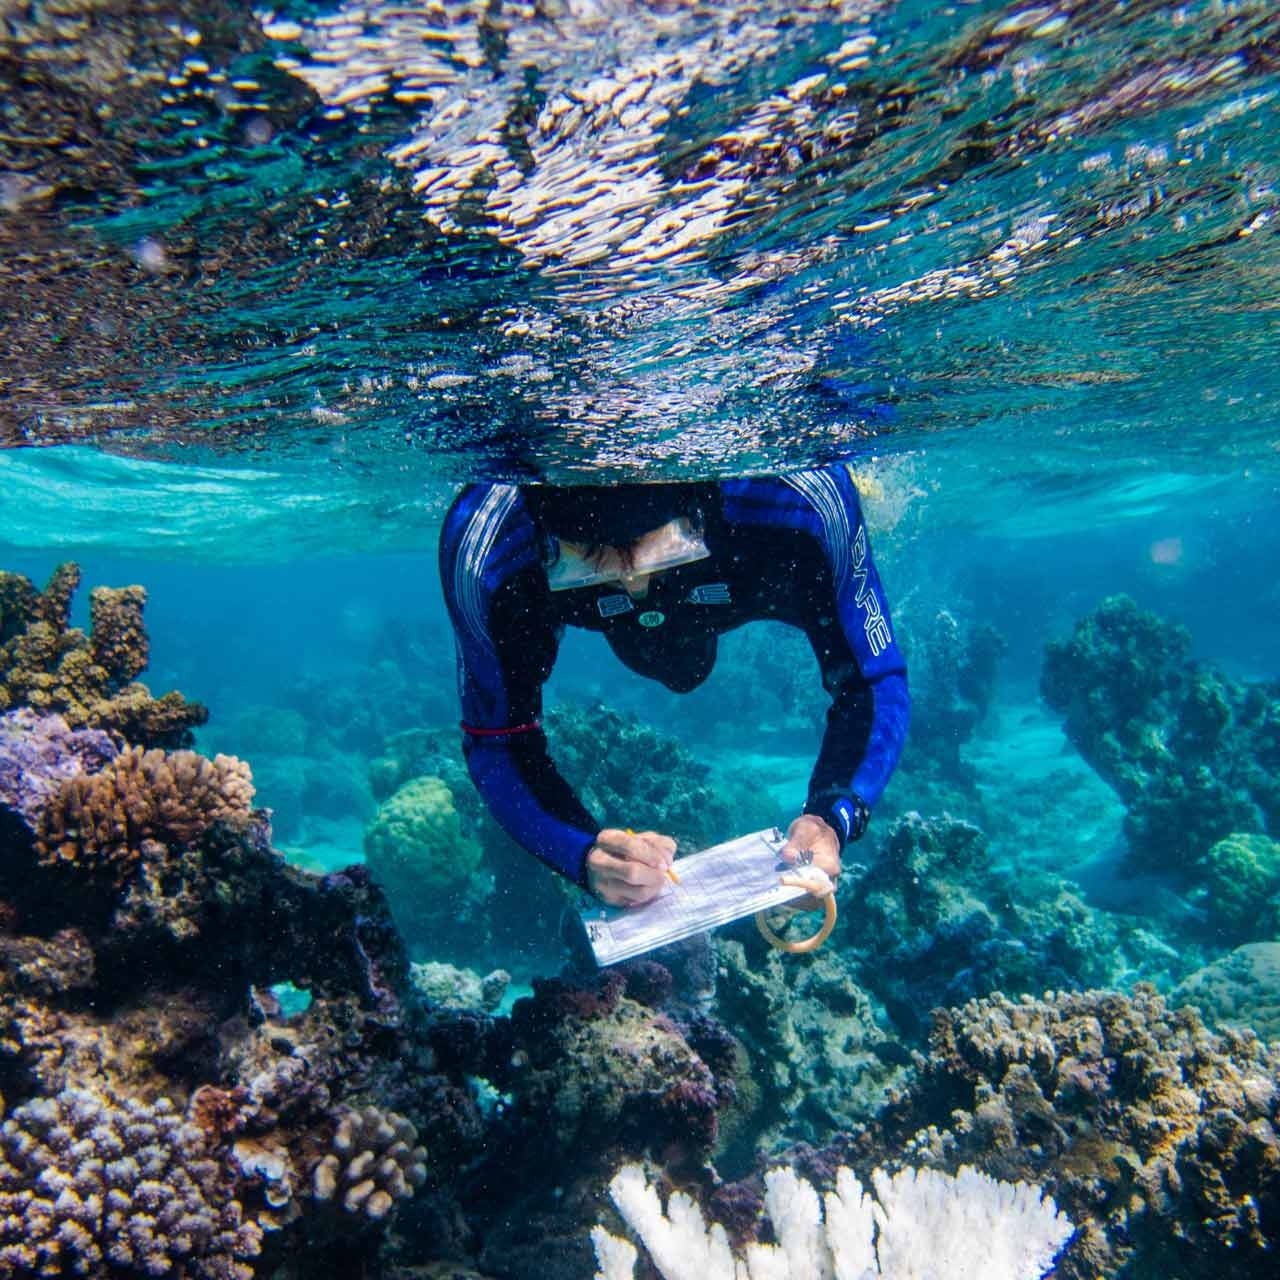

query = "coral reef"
1195;832;1280;942
363;775;491;956
712;937;906;1156
1042;594;1279;874
0;565;206;747
367;728;571;972
0;1085;262;1279
207;705;375;845
364;708;778;971
420;967;747;1278
312;1106;428;1220
411;962;511;1013
0;710;118;827
592;1161;1072;1280
35;745;254;885
494;970;729;1170
840;812;1159;1036
1173;943;1280;1043
848;985;1280;1278
545;702;778;853
901;610;1006;787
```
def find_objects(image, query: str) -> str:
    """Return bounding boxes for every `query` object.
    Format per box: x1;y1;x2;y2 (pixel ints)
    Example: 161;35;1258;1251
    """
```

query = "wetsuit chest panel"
545;525;849;692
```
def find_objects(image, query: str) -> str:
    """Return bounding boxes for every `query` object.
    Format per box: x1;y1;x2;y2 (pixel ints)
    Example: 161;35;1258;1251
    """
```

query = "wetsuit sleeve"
790;469;911;845
439;487;599;884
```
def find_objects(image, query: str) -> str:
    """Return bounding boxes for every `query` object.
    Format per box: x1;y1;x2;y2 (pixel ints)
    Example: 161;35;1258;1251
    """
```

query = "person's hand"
779;814;840;906
586;828;677;907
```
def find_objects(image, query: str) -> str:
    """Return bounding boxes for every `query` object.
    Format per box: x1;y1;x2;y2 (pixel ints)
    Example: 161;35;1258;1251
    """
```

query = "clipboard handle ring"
754;894;837;954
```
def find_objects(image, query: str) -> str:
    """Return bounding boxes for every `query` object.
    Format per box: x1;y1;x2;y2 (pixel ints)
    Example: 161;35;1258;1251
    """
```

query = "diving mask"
546;516;710;592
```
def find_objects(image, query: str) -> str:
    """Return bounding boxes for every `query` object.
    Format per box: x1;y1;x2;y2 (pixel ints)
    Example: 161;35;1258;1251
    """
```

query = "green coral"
1173;943;1280;1041
362;776;489;950
1198;832;1280;941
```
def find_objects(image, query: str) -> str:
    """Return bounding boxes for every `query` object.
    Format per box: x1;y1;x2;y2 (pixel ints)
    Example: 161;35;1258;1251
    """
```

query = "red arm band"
461;720;542;737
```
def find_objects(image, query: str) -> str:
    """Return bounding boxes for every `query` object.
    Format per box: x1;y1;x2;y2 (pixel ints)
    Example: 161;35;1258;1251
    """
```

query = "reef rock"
902;609;1006;787
713;936;905;1155
1042;594;1279;876
852;985;1280;1279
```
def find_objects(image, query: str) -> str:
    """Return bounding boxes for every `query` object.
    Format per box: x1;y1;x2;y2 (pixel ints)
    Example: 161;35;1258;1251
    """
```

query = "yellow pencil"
626;829;680;883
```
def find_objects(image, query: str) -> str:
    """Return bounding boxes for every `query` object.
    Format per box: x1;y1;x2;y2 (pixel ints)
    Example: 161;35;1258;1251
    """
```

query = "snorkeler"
439;466;909;906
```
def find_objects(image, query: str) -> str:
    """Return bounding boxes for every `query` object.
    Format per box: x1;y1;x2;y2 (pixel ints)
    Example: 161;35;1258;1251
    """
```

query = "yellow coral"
89;585;148;683
35;747;255;883
0;563;206;745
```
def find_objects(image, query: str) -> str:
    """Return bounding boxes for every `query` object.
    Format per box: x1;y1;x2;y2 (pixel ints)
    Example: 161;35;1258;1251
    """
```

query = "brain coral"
1196;832;1280;941
34;746;255;884
363;775;487;945
0;1085;262;1279
1173;943;1280;1043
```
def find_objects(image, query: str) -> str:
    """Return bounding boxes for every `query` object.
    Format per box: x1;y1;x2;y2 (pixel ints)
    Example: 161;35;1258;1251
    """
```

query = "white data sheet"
577;827;810;966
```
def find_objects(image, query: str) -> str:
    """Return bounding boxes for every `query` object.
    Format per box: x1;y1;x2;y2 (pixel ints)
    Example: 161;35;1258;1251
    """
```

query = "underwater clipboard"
574;827;811;966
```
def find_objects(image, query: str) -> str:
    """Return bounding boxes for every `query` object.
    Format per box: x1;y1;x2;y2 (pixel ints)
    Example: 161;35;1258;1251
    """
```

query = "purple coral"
0;1085;262;1278
0;709;118;828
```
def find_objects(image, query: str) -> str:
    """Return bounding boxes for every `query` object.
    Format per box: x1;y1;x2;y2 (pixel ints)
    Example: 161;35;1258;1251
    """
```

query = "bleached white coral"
871;1165;1072;1280
593;1162;1073;1280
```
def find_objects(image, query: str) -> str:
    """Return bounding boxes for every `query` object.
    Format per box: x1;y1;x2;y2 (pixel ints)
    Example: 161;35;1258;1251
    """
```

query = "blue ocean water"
2;2;1279;1277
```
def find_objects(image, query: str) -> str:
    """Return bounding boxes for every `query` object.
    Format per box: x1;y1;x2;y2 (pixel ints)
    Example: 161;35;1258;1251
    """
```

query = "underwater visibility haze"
1;1;1279;1277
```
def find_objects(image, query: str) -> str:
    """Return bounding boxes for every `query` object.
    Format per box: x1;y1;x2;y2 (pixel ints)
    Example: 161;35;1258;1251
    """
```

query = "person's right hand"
586;828;676;906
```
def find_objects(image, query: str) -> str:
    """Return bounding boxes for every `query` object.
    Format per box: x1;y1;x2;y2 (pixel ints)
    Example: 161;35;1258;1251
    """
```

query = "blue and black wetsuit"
439;466;910;886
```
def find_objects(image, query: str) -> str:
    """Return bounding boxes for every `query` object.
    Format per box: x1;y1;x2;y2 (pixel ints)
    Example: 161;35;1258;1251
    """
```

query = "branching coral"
592;1161;1072;1280
0;564;206;747
311;1105;428;1220
0;1085;262;1279
88;586;149;685
34;746;254;884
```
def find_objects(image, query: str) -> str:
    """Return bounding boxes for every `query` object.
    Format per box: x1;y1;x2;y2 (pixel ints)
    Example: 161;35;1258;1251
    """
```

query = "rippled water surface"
1;0;1277;528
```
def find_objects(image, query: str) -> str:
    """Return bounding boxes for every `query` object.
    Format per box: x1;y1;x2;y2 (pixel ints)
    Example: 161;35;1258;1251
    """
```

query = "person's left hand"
779;814;840;905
